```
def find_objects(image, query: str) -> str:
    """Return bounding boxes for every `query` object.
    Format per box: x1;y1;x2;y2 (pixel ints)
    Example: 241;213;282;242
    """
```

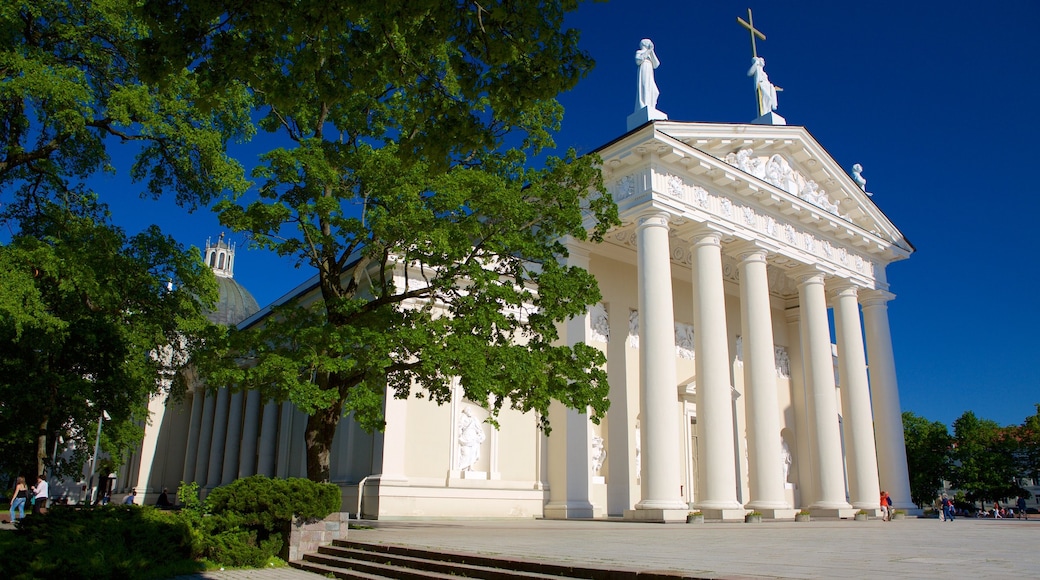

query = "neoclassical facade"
118;118;914;523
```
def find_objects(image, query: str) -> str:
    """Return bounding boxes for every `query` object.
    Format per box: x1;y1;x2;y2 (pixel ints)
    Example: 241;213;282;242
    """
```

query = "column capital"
860;289;896;308
635;211;672;231
828;280;863;301
686;224;727;247
728;239;771;263
788;264;827;287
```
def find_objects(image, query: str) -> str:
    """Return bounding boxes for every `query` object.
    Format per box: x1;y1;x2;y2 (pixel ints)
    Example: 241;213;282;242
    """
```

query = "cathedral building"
119;41;914;522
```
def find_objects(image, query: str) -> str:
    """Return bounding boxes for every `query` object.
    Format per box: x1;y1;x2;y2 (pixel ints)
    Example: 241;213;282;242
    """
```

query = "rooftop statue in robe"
748;56;781;116
635;39;661;111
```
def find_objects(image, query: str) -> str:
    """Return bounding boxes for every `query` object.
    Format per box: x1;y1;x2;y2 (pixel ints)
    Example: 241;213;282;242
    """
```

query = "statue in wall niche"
635;39;661;111
781;438;793;483
591;435;606;474
675;323;695;360
774;346;791;378
748;57;782;116
590;303;609;343
627;310;640;349
457;407;486;471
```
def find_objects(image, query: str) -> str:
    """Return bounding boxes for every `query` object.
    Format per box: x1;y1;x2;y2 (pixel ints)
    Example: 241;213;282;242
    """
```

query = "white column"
181;390;205;484
205;387;231;489
736;245;789;512
832;284;881;510
192;390;217;485
628;212;686;520
220;391;244;484
545;244;594;519
795;269;851;511
861;290;914;510
690;228;742;517
238;390;262;477
256;400;279;477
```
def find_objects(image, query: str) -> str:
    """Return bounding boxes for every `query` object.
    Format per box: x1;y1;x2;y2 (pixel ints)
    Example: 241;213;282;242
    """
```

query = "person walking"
9;476;28;522
880;491;891;521
942;494;954;522
30;474;48;515
1018;496;1029;520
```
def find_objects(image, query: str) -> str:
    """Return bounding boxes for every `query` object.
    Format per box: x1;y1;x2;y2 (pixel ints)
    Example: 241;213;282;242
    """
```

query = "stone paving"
6;515;1039;579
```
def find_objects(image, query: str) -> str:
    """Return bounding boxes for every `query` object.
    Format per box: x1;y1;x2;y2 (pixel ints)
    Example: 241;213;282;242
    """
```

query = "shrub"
0;505;201;580
199;475;341;565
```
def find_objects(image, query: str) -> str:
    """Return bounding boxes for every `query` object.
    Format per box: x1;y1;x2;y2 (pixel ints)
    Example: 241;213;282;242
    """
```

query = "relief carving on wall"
774;346;791;378
675;322;695;360
724;148;847;218
589;303;609;343
627;310;639;349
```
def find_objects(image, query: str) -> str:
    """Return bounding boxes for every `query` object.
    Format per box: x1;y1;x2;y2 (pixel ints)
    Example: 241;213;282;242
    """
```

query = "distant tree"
0;0;249;477
902;411;952;507
1010;404;1040;486
0;196;218;479
145;0;621;482
950;411;1024;506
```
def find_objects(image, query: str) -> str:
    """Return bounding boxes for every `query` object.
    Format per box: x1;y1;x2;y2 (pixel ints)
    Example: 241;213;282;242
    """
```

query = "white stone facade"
119;121;914;523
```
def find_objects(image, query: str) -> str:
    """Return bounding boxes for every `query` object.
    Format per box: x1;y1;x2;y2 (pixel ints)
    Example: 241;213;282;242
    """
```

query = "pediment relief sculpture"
724;148;845;218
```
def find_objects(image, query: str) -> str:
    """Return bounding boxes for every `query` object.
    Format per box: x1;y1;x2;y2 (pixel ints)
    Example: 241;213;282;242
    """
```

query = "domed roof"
207;276;261;326
202;234;261;326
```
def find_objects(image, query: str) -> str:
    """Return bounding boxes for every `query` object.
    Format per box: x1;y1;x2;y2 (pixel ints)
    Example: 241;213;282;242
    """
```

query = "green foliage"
0;196;219;478
0;0;250;478
950;411;1026;504
0;505;202;580
158;0;621;482
197;475;341;565
902;411;953;507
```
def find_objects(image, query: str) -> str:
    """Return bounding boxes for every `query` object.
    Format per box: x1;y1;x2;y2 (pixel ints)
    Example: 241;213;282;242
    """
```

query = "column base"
698;508;748;522
543;501;594;520
756;508;799;520
746;500;791;511
623;508;688;523
809;507;859;519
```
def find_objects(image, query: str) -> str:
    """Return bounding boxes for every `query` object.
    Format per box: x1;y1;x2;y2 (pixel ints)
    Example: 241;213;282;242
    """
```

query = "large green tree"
901;411;952;507
146;0;620;482
0;197;218;479
950;411;1024;506
1011;404;1040;487
0;0;250;478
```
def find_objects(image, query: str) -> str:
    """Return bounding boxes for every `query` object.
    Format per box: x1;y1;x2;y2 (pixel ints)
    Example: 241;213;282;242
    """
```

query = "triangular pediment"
596;121;913;265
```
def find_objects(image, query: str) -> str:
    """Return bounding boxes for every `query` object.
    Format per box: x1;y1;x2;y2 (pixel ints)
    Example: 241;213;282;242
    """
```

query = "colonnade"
629;211;911;520
180;389;302;489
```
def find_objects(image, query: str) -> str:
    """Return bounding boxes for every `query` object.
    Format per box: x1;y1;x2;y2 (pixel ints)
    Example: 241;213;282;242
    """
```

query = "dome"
202;234;261;326
206;276;261;326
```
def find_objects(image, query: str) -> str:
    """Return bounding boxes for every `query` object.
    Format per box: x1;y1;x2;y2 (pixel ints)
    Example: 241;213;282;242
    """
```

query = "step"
327;540;697;579
313;545;567;579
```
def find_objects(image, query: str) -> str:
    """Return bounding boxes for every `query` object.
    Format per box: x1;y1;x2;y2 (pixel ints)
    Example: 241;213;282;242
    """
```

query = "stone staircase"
290;539;698;579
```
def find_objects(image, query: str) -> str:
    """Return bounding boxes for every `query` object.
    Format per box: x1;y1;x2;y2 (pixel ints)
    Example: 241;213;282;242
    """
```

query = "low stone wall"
287;511;349;561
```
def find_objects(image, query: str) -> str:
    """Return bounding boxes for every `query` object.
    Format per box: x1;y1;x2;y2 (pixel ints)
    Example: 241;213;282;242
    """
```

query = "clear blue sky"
92;1;1039;429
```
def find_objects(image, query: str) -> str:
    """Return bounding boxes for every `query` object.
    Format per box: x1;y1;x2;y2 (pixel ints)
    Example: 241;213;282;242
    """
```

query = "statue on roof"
635;38;661;111
852;163;873;196
748;57;781;116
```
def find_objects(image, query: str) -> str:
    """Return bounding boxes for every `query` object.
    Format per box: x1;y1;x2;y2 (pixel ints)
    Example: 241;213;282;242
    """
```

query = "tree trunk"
35;415;48;477
305;402;342;482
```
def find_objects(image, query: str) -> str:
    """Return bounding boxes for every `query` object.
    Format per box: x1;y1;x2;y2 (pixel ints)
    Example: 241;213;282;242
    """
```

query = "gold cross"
736;8;766;59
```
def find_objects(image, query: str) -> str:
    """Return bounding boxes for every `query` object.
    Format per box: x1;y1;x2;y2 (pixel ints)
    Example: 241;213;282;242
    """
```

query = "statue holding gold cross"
737;9;784;122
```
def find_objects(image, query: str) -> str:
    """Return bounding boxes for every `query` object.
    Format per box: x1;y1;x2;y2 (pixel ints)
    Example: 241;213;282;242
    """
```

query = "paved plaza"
167;516;1038;579
6;515;1034;578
